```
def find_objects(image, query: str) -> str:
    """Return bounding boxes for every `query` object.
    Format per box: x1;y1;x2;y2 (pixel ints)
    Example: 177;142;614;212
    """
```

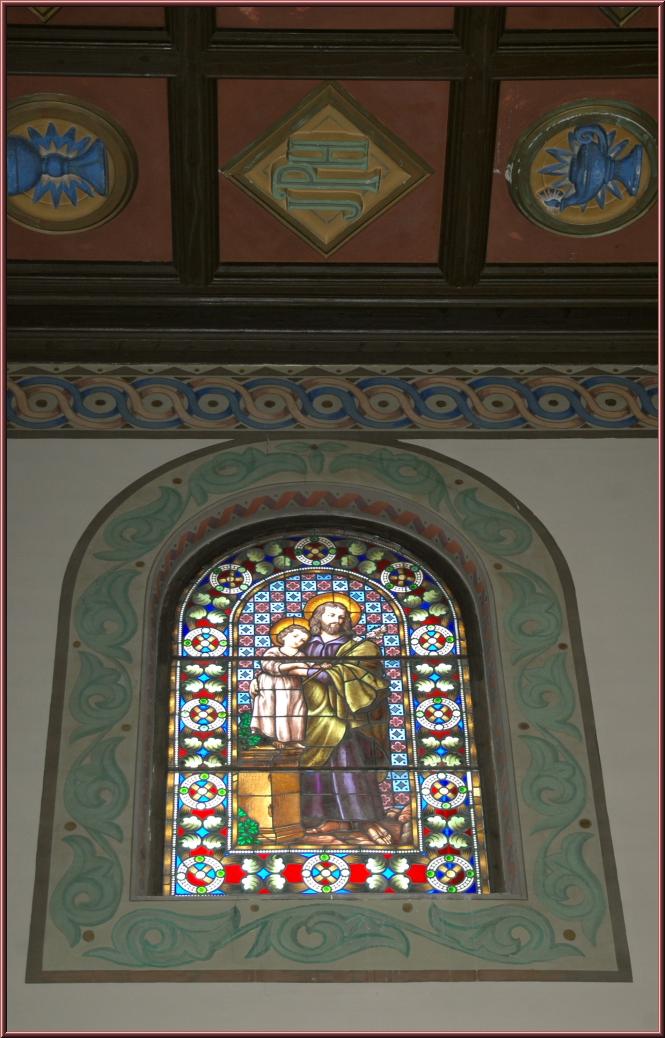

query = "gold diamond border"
222;82;434;256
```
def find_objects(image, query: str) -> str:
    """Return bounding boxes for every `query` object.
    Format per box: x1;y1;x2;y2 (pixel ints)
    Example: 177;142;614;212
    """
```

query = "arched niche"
28;438;629;982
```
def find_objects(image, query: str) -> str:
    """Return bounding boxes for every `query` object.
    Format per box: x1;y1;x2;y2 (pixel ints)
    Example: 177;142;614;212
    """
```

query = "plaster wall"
7;437;658;1032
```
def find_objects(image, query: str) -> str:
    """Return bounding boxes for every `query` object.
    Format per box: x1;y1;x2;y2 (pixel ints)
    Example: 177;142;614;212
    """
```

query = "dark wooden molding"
6;28;177;76
206;29;465;78
5;261;657;307
6;335;656;368
6;296;657;368
440;7;504;288
494;30;657;78
167;7;218;287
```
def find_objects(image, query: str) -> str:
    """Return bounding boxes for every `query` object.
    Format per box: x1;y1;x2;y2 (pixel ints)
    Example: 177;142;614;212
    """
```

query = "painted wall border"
26;437;631;981
7;364;657;436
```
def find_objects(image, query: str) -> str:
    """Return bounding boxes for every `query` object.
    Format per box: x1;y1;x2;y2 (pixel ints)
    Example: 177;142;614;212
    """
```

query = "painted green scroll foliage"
87;901;580;968
500;570;562;664
95;487;187;562
518;653;580;741
189;447;307;505
74;569;139;663
68;652;132;741
64;736;129;846
535;831;606;944
451;488;532;556
50;835;123;947
330;447;451;510
521;733;586;833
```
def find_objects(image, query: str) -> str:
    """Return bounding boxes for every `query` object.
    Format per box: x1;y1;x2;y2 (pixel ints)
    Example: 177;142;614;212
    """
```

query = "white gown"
250;647;306;743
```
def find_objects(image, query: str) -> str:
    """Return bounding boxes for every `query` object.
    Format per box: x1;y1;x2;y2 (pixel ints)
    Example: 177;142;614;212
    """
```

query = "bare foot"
303;834;347;847
305;820;351;835
362;823;393;846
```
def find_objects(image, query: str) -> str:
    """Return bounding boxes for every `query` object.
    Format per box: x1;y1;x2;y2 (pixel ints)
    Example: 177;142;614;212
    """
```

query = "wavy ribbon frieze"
7;372;657;433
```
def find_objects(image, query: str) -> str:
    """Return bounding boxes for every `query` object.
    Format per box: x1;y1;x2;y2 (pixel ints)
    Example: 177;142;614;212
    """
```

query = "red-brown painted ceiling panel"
218;78;448;264
7;77;172;262
487;78;657;264
505;5;658;30
216;4;454;30
6;4;165;26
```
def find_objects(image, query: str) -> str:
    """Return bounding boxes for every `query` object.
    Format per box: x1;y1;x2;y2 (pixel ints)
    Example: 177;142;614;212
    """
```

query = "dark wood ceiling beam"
167;7;218;287
493;31;657;77
6;31;177;76
5;264;657;307
205;29;464;78
439;7;504;288
6;312;656;366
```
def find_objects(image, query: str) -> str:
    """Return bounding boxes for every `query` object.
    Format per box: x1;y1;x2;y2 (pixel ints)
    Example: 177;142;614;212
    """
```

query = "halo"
303;592;363;626
270;616;310;640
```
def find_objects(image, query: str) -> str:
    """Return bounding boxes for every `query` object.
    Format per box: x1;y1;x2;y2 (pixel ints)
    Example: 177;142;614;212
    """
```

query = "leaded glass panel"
164;533;489;896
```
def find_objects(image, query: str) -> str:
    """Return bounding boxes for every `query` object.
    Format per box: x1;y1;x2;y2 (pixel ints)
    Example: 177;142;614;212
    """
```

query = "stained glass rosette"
165;534;489;896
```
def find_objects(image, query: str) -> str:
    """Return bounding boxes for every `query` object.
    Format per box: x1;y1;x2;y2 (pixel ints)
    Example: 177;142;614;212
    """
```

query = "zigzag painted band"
7;373;657;432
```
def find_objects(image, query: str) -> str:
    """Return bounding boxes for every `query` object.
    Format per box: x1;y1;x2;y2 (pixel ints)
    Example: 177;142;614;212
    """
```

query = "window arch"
165;530;490;897
29;438;627;982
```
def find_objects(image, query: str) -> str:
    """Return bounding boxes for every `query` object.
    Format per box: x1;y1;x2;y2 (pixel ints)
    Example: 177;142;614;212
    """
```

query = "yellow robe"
300;637;390;769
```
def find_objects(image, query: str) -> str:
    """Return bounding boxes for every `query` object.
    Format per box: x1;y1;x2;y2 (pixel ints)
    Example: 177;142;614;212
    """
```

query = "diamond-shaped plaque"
223;83;433;255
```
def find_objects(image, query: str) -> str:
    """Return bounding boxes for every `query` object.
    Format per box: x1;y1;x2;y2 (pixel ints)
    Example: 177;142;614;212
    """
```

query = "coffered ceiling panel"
218;78;448;263
487;77;657;264
7;75;172;262
5;5;657;364
6;4;165;26
505;5;658;30
216;4;455;30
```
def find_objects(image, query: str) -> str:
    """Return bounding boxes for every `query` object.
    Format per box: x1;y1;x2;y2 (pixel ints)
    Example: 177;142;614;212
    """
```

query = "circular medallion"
426;854;475;893
177;854;225;895
301;853;350;894
179;773;226;810
421;772;467;810
183;627;227;657
209;564;251;595
507;100;657;237
295;536;336;566
416;697;461;732
7;93;137;234
410;624;455;656
380;561;424;593
181;697;226;733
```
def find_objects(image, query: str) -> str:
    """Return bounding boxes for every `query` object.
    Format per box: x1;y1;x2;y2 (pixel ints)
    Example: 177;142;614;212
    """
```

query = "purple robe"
300;633;388;825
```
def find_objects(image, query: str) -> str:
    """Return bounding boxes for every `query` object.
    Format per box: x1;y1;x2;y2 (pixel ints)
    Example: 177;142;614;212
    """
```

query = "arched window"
164;531;490;897
30;439;628;982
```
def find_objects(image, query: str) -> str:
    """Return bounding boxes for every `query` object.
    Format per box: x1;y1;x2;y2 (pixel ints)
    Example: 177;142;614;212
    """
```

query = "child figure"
249;618;310;749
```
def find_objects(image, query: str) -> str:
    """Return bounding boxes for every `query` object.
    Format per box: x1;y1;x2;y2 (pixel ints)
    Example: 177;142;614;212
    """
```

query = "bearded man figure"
299;594;393;847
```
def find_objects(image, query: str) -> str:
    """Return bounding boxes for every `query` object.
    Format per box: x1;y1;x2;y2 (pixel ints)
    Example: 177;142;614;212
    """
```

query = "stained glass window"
164;532;490;896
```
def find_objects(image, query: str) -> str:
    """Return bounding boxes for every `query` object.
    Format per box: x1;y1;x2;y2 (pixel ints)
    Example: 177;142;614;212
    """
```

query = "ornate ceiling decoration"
7;93;138;234
223;82;432;255
506;100;657;237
